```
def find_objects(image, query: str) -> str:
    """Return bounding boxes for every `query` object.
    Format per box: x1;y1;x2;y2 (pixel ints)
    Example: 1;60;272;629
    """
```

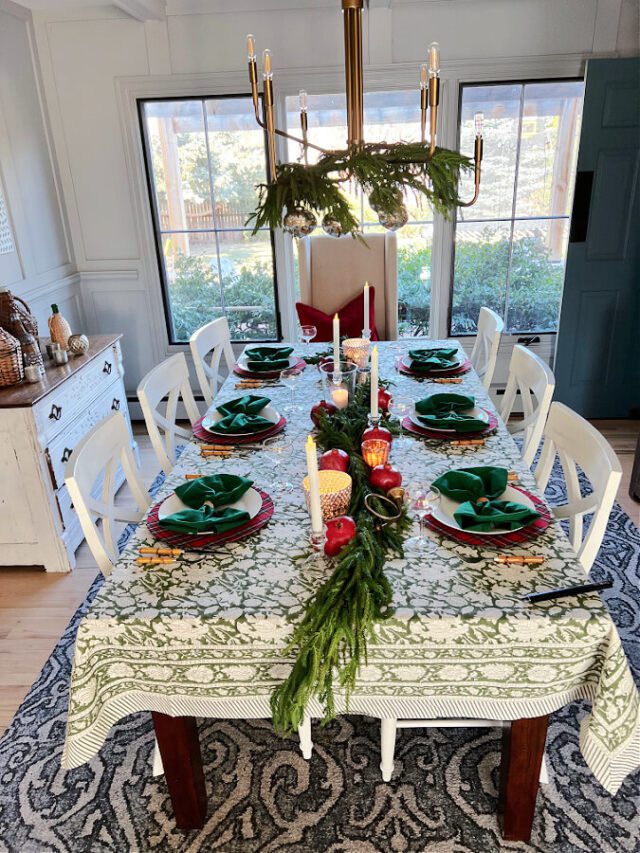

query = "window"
285;91;434;336
452;80;584;335
140;97;279;344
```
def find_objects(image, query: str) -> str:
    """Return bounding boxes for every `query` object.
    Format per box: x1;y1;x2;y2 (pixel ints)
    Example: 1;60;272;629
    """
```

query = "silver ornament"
283;206;317;238
378;204;409;231
369;187;402;213
67;333;90;357
321;213;344;238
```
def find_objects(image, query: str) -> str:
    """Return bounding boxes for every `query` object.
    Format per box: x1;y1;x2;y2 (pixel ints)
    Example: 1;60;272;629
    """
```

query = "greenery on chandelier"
270;381;411;735
248;142;472;238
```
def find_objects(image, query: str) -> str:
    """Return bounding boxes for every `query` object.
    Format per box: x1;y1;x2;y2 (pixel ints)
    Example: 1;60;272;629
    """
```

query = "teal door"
554;58;640;418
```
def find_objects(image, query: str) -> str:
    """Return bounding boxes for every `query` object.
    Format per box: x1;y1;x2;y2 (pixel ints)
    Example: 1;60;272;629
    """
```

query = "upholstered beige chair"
298;233;398;339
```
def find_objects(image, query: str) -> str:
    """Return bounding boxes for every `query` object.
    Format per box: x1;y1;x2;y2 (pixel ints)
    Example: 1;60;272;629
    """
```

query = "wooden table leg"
499;715;548;842
152;712;207;829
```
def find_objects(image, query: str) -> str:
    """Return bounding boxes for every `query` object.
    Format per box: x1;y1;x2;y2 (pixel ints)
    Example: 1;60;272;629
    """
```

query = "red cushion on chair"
296;288;378;342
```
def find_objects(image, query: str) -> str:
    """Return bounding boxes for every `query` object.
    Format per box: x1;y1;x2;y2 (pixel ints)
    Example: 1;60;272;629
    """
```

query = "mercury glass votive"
342;337;370;370
303;470;353;520
361;438;390;468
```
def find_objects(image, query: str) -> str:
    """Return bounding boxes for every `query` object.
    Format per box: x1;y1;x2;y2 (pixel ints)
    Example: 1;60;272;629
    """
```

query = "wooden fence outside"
160;200;245;242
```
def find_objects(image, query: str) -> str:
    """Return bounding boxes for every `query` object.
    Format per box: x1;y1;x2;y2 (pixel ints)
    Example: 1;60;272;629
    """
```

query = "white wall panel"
392;0;599;62
167;8;343;74
45;18;149;262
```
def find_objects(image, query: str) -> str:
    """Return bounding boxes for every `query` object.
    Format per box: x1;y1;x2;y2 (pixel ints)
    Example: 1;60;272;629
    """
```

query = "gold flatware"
135;557;176;565
200;443;236;451
451;438;485;447
139;547;182;556
185;473;203;480
507;471;519;482
494;555;545;566
432;377;463;384
201;449;234;457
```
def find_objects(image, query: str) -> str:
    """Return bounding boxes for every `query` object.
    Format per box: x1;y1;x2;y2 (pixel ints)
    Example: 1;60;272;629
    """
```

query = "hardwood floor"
0;420;638;735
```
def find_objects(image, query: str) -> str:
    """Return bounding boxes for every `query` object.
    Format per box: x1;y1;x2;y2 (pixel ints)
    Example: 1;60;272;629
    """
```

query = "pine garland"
248;142;472;238
271;381;411;734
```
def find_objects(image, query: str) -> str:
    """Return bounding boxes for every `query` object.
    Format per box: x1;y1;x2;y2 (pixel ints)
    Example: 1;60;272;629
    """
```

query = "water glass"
299;324;317;351
263;437;294;493
280;367;302;412
405;484;441;553
388;394;414;450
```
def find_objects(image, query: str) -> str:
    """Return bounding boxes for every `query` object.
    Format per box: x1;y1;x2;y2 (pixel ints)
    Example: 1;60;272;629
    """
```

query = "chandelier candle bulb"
363;282;370;337
262;48;272;78
475;111;484;136
247;34;255;60
333;313;340;372
370;345;379;420
305;435;323;534
299;89;308;112
428;41;440;75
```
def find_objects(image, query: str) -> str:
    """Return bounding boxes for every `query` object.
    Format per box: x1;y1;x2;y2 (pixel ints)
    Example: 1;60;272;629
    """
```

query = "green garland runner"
270;381;411;734
248;142;472;239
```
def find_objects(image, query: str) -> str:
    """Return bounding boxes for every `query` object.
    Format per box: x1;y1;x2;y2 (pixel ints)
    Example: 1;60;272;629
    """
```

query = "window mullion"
202;100;226;315
503;84;526;333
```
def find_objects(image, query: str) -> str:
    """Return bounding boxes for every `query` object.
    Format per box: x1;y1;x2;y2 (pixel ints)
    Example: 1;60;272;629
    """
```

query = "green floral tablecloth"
62;341;640;794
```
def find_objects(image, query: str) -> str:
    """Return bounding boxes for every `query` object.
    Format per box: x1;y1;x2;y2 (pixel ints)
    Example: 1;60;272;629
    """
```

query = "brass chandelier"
245;0;483;238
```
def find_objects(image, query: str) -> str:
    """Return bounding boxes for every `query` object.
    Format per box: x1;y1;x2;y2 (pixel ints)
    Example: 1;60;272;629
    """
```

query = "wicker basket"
0;289;38;338
0;327;24;387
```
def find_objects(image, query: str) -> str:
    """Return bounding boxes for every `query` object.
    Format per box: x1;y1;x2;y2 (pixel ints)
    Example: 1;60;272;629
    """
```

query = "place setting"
233;344;306;380
399;391;498;446
396;345;472;380
193;392;287;448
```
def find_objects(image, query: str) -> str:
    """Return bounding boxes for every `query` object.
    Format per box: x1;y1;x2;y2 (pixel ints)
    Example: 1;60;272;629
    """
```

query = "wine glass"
263;437;294;493
388;394;414;450
405;484;441;553
280;367;302;412
299;324;317;353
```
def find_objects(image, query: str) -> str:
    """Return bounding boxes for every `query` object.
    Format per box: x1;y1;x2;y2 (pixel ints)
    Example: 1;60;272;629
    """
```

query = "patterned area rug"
0;463;639;853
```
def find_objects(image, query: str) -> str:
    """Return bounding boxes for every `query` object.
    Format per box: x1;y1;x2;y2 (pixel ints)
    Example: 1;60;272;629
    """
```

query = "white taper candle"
371;345;379;419
305;435;323;533
363;282;370;337
333;313;340;372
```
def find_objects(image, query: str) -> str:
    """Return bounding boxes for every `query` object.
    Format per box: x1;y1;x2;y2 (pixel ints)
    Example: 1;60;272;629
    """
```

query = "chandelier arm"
458;136;483;207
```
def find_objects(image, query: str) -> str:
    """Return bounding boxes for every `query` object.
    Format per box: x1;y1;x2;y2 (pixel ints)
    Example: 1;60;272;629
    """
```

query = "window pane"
394;223;433;337
142;97;278;344
162;234;224;343
458;84;521;221
515;81;584;218
506;218;569;332
451;222;511;335
143;100;208;233
219;230;278;340
205;97;269;223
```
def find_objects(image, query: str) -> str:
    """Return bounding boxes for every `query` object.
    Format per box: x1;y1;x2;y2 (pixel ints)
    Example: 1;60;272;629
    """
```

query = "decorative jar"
342;337;370;370
320;360;357;409
303;470;352;521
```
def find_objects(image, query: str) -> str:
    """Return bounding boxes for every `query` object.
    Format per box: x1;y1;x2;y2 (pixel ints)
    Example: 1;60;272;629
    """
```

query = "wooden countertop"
0;334;122;408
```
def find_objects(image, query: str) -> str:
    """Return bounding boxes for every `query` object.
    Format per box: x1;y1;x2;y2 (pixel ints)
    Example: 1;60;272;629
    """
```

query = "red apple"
362;424;393;444
369;463;402;493
319;448;349;473
310;400;338;427
324;515;357;557
378;388;392;413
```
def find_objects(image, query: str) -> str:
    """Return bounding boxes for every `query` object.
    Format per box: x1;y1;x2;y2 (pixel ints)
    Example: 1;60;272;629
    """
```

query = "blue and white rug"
0;461;638;852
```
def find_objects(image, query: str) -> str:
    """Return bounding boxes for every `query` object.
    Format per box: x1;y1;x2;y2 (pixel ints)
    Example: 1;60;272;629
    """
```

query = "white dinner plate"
431;484;536;536
410;405;489;433
238;352;297;371
158;486;262;531
201;404;280;436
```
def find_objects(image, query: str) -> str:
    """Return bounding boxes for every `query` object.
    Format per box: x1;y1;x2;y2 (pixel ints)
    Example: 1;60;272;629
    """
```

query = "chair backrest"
64;411;150;577
189;317;235;406
137;353;201;476
470;307;504;389
298;233;398;339
534;402;622;572
500;345;555;467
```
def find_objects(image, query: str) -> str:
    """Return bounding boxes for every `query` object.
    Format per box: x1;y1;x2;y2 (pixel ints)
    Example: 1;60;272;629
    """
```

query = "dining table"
61;339;640;843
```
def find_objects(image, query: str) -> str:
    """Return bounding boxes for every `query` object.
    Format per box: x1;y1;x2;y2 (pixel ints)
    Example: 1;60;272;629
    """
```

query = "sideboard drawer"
46;378;130;490
34;341;122;447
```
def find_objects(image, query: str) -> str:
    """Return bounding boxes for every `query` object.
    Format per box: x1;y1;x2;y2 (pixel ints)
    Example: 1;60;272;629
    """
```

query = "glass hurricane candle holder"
361;438;390;468
303;470;352;520
319;360;357;409
342;337;370;370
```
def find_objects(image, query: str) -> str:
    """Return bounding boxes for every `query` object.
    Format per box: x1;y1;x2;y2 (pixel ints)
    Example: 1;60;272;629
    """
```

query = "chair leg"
539;754;549;784
298;714;313;759
380;717;397;782
152;735;165;776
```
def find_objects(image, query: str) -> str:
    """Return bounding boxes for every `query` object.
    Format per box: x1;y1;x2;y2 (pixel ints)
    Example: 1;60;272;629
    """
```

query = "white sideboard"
0;334;137;572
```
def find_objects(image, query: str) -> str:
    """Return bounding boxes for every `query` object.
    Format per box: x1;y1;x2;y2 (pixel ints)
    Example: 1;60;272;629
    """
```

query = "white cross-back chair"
534;402;622;572
64;411;150;578
470;307;504;390
189;317;235;406
138;353;201;476
500;345;555;467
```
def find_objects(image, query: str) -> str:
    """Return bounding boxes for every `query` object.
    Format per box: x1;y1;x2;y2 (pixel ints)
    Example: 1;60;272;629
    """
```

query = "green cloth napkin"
408;347;459;373
213;394;273;434
244;346;294;372
414;393;486;433
432;466;540;532
159;474;254;534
